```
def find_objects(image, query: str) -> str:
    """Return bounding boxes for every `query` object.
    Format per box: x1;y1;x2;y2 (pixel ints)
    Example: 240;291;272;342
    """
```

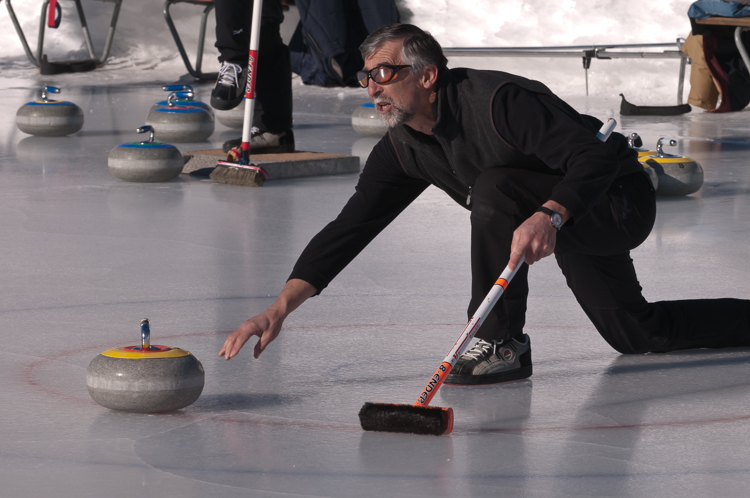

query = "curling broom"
210;0;268;187
358;118;618;436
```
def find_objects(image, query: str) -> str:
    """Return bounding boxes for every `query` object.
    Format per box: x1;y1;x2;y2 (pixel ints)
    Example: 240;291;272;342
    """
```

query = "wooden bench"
695;16;750;72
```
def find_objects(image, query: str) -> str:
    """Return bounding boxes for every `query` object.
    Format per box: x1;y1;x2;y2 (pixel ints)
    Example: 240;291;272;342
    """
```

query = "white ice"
2;1;750;497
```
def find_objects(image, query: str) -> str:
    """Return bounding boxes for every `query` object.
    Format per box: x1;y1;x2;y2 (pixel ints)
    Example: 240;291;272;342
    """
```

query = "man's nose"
368;81;383;99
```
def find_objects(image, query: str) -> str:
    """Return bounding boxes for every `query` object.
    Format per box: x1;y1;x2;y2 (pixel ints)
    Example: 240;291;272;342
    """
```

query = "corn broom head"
210;161;266;187
358;402;454;436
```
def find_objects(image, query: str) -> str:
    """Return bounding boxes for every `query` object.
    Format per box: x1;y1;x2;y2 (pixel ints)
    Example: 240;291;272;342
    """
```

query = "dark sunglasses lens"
372;66;394;84
356;71;369;88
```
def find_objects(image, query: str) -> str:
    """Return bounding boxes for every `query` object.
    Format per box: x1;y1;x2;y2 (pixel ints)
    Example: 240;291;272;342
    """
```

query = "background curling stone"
352;102;388;137
108;125;184;182
145;95;214;143
149;85;213;116
639;138;704;196
215;103;245;130
87;319;204;413
16;86;84;137
628;133;658;190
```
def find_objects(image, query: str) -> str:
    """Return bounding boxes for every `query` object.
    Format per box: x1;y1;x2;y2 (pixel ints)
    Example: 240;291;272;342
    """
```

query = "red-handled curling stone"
86;319;204;413
145;91;214;143
628;133;658;191
639;138;704;196
15;86;84;137
108;125;184;182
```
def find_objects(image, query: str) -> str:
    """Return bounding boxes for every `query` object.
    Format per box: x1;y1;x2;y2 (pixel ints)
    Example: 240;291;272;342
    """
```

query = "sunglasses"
357;64;412;88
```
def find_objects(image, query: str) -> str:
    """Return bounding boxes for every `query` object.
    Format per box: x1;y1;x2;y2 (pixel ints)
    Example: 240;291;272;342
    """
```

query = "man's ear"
421;64;439;90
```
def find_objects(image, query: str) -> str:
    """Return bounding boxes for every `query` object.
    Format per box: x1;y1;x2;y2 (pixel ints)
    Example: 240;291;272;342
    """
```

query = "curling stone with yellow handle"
639;138;704;196
16;86;84;137
628;133;658;191
86;319;204;413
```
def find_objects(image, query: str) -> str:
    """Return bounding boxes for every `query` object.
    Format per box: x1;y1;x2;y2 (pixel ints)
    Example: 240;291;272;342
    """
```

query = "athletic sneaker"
444;334;532;385
210;62;246;111
222;129;295;154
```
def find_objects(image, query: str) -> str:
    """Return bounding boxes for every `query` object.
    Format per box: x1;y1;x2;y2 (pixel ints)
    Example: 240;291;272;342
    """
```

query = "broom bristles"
358;402;454;436
210;163;265;187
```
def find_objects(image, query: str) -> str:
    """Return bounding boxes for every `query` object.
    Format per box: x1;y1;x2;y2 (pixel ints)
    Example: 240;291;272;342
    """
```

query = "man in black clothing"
219;24;750;385
211;0;294;153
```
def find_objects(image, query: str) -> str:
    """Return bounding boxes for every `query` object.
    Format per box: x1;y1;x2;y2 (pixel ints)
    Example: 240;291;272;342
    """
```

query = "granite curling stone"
148;85;213;117
87;319;204;413
214;103;245;129
145;91;214;143
628;133;658;191
16;86;84;137
108;125;184;182
639;138;704;196
352;102;388;137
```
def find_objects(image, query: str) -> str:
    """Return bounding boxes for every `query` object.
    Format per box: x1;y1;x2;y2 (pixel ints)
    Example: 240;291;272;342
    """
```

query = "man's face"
363;40;419;128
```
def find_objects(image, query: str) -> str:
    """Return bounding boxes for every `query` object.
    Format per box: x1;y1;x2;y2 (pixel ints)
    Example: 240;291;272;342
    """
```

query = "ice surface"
2;1;750;497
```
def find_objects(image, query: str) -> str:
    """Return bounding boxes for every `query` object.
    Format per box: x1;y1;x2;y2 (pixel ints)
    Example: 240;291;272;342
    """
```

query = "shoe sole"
443;365;532;386
210;96;244;112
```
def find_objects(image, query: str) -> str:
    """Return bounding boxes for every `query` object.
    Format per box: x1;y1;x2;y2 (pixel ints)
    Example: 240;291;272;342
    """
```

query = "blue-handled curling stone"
352;102;388;137
215;103;245;130
148;85;213;116
108;126;184;182
86;319;204;413
145;90;214;143
15;86;84;137
639;138;704;196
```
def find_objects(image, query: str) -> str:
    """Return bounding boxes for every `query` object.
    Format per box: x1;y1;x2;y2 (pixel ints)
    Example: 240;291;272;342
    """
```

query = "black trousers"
469;167;750;353
214;0;293;133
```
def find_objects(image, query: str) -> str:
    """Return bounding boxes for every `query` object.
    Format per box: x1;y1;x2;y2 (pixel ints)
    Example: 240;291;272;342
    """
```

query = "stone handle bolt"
136;125;156;143
656;138;677;157
141;319;151;351
41;86;61;102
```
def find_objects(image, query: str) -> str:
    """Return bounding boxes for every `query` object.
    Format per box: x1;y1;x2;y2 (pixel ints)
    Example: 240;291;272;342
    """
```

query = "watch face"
551;212;563;228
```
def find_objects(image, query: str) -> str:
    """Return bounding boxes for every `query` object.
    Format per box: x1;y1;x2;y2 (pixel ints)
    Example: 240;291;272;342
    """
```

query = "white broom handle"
241;0;264;145
441;255;525;366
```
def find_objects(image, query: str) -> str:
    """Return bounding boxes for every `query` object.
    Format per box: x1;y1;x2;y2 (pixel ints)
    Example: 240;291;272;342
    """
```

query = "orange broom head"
358;402;454;436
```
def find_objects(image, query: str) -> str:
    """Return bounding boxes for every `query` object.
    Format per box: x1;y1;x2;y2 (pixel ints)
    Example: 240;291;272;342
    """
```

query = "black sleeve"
492;85;624;222
288;134;430;294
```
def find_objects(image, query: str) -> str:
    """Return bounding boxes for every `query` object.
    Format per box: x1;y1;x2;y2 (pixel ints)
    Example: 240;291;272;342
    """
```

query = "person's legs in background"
212;0;294;153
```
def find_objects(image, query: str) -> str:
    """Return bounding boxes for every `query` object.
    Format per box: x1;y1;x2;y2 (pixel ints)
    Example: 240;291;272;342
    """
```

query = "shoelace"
217;62;242;87
462;339;498;360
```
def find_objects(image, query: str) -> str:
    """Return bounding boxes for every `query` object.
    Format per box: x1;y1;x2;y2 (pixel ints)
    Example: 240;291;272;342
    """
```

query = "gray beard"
374;97;415;128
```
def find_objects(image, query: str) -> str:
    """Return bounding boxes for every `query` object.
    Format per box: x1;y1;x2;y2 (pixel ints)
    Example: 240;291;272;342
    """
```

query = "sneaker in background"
210;62;246;111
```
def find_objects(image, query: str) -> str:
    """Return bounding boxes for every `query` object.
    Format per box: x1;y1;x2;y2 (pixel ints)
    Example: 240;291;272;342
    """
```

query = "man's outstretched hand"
219;311;283;360
508;202;570;271
218;279;318;360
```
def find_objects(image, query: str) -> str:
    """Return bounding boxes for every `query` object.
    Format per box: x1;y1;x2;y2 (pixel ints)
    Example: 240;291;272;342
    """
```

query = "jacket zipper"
466;185;472;206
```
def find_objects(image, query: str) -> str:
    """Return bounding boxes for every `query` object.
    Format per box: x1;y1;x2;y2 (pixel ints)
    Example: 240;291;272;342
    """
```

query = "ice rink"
4;3;750;497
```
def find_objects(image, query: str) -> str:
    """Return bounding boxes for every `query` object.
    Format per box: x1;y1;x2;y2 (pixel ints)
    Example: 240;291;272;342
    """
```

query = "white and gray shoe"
445;334;532;385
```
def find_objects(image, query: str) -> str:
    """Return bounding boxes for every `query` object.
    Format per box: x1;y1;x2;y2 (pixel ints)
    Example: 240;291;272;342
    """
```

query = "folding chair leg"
163;0;218;81
5;0;122;69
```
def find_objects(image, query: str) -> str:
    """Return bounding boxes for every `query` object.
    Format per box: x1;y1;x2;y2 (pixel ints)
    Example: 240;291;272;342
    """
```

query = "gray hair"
360;23;448;75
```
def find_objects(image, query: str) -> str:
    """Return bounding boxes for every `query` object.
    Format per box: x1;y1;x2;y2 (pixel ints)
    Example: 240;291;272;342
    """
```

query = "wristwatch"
536;206;563;230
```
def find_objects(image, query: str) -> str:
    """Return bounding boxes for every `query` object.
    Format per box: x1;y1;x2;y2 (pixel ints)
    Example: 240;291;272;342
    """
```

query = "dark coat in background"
289;0;400;87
